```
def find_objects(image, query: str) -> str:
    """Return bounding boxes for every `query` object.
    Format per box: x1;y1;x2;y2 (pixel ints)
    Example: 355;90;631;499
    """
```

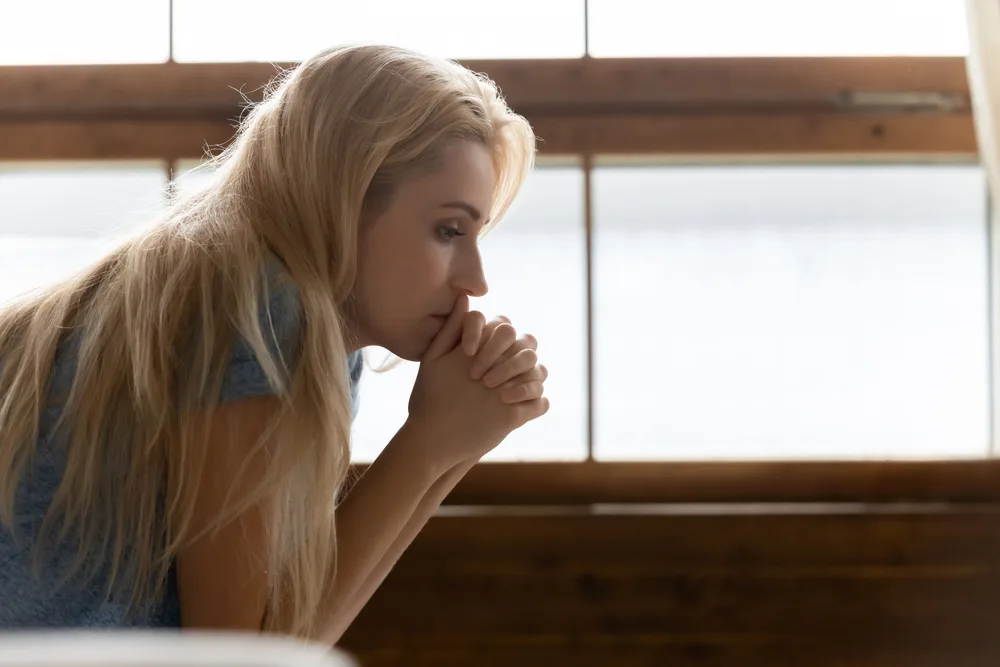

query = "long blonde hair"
0;44;535;638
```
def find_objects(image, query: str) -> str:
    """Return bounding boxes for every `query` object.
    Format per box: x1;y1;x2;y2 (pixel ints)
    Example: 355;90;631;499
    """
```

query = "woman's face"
349;140;495;361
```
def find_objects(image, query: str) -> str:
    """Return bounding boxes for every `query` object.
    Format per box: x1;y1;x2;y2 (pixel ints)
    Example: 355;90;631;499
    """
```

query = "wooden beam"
0;113;975;161
416;459;1000;505
0;58;975;157
531;112;976;155
0;57;971;121
0;120;235;162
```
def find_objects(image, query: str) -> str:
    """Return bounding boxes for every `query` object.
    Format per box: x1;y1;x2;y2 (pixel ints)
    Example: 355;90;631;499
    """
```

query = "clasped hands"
406;294;550;465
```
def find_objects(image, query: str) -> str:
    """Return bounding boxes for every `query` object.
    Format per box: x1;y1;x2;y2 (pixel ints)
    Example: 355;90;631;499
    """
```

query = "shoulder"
219;256;302;404
219;256;365;421
244;253;302;360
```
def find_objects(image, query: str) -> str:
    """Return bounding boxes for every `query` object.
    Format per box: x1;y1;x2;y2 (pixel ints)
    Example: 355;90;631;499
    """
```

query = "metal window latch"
834;91;969;113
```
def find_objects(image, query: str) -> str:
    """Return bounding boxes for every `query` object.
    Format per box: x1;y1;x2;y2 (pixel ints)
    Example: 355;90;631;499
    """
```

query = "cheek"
356;239;447;320
388;237;450;287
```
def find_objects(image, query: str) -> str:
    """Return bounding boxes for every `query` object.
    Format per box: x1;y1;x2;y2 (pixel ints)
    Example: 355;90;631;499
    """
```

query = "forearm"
316;419;446;644
325;457;478;642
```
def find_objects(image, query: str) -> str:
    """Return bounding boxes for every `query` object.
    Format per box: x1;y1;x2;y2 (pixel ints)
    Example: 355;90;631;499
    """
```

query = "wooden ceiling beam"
0;112;975;161
0;57;972;121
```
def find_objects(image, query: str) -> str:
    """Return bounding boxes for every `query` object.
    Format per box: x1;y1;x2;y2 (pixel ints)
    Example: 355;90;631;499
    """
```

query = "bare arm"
323;457;478;642
177;307;543;640
312;417;450;644
176;397;447;641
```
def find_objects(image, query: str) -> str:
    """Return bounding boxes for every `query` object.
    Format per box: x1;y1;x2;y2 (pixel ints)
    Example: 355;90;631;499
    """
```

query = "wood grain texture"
0;57;975;158
338;509;1000;666
0;57;971;119
0;113;975;161
341;460;1000;506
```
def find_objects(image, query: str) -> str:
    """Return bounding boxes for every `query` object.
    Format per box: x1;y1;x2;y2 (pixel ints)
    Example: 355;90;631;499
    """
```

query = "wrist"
391;417;456;482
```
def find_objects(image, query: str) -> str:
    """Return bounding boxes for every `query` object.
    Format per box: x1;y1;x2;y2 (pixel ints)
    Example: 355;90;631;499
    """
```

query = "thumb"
422;294;470;361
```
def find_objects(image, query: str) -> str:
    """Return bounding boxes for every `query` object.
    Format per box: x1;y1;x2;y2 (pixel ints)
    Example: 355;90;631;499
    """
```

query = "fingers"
469;323;518;379
482;348;538;389
422;294;469;361
499;364;548;403
501;379;544;404
461;311;486;356
512;397;550;426
477;315;511;351
464;313;510;356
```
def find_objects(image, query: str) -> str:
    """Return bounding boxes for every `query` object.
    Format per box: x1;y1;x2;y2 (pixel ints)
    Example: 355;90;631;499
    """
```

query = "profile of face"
349;140;495;361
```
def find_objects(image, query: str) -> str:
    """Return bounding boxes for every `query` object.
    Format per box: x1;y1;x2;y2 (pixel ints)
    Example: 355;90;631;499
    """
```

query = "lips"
430;308;453;319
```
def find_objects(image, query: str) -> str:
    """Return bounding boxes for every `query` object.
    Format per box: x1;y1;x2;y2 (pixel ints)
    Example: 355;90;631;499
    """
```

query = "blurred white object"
0;631;355;667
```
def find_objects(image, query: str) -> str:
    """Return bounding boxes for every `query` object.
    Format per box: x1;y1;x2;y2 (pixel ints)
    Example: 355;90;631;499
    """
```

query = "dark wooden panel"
386;512;1000;568
438;460;1000;505
350;642;1000;667
338;510;1000;667
352;568;1000;641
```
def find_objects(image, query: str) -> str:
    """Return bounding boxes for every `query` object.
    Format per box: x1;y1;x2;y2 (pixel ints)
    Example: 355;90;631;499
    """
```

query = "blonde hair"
0;44;535;638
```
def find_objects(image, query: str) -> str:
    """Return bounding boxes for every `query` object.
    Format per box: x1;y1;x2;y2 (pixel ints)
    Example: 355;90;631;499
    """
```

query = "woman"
0;44;549;643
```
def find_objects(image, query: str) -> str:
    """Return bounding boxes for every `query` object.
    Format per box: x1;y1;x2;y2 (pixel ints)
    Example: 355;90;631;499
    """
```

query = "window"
351;163;588;462
1;0;970;65
592;163;989;460
172;0;585;62
588;0;969;57
0;0;169;65
172;160;216;195
0;162;169;305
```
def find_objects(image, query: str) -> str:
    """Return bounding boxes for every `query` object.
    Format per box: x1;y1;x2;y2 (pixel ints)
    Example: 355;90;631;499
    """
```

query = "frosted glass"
592;164;989;460
0;0;169;64
589;0;969;57
0;163;168;304
173;0;584;62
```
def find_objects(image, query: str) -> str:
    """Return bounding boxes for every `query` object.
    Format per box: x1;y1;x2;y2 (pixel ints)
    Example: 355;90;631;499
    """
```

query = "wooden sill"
344;459;1000;505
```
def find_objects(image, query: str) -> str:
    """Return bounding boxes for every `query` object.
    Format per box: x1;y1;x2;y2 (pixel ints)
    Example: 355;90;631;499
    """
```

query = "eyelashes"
436;225;466;240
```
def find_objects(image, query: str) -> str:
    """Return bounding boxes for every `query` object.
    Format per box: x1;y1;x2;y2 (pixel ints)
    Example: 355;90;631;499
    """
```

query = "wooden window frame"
0;57;975;159
2;56;992;505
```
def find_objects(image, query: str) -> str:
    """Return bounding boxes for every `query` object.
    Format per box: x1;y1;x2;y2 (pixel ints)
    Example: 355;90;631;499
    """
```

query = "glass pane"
589;0;968;57
173;0;585;62
351;164;588;462
592;163;989;460
0;0;169;65
0;163;169;305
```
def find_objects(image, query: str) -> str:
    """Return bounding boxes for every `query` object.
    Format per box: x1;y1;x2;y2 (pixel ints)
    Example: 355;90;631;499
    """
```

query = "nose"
454;246;489;298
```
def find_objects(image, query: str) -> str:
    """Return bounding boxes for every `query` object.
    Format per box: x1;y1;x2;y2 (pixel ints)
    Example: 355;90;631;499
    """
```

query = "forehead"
399;140;495;205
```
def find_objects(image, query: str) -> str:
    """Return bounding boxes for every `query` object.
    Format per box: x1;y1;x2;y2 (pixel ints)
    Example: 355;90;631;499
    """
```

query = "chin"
365;316;447;363
378;336;430;363
389;347;425;363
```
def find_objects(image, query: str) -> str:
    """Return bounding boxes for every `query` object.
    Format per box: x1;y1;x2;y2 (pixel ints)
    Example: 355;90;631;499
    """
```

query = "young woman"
0;44;549;643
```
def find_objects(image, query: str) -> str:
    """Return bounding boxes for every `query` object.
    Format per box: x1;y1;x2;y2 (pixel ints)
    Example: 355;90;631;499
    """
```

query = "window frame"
0;56;990;504
0;57;974;160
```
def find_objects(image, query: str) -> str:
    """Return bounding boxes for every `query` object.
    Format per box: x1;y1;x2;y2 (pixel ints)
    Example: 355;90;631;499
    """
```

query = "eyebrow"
438;201;485;222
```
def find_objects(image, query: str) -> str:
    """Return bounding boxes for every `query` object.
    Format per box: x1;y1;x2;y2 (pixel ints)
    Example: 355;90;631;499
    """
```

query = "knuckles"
517;349;538;367
493;322;517;343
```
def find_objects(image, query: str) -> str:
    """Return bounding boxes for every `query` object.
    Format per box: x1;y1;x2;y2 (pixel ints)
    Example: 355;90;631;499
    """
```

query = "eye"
436;224;466;241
